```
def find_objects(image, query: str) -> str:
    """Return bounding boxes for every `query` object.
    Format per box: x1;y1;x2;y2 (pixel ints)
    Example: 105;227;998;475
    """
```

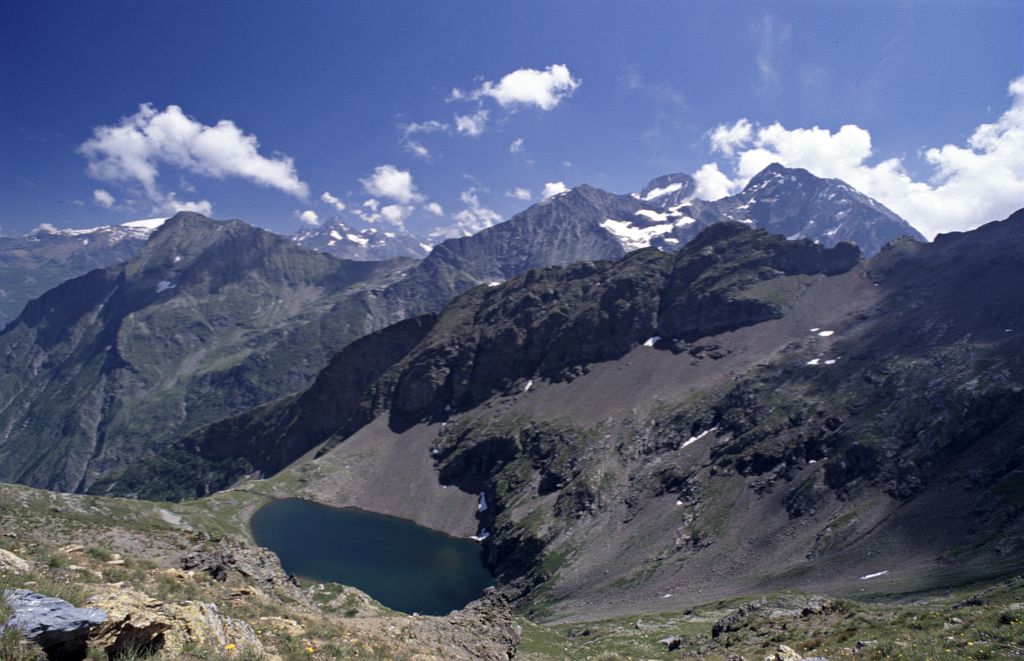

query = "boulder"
658;635;684;651
0;548;31;573
764;645;803;661
2;589;106;660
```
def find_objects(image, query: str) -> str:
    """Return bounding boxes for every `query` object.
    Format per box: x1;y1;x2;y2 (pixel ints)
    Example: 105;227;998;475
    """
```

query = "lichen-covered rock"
0;548;32;573
162;600;262;656
85;588;173;658
2;589;106;659
85;586;263;658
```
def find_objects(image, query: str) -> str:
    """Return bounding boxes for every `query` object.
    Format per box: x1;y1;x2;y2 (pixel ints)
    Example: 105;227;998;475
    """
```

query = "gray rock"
658;635;684;651
2;589;106;657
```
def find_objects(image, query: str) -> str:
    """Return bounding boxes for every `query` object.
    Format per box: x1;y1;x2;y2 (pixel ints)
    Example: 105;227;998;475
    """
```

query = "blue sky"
1;0;1021;240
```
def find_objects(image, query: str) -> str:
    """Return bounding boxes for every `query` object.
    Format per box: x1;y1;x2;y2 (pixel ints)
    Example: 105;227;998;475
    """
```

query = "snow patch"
477;492;488;512
681;427;717;449
806;358;821;366
810;328;820;332
173;255;182;263
121;217;168;231
635;209;669;222
600;218;674;251
470;530;490;542
329;230;344;241
156;280;176;294
642;182;684;201
643;336;661;347
817;330;835;337
487;281;503;287
523;379;534;392
860;570;889;580
346;232;368;246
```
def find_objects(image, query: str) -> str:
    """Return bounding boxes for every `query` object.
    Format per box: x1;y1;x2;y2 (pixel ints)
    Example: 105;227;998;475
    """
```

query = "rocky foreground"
2;483;1023;660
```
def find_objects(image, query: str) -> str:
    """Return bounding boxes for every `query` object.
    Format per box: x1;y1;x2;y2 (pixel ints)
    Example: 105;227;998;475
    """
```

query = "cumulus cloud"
359;165;424;204
506;187;532;201
320;191;346;212
455;109;489;137
509;138;525;154
423;201;444;216
454;64;581;111
162;195;213;215
380;204;413;229
694;76;1024;238
709;119;753;156
541;181;569;199
78;104;309;210
692;163;738;201
93;188;115;208
297;209;320;226
432;188;503;239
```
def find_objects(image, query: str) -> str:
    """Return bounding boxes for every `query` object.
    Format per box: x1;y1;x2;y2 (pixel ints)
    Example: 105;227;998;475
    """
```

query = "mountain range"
98;208;1023;622
0;157;1021;658
0;164;930;496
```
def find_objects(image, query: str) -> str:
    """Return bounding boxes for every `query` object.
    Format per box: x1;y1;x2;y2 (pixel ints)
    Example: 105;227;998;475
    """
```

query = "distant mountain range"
0;218;165;326
0;164;929;493
292;220;432;261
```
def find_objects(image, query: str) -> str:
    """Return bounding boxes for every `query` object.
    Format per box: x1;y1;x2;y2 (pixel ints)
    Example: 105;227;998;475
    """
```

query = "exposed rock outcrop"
2;589;106;660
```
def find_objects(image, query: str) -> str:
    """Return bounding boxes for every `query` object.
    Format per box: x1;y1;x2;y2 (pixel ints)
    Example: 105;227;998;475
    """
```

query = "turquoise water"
250;498;492;615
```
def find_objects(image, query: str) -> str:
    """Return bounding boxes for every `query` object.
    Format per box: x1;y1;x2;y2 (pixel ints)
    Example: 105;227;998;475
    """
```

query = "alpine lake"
250;498;493;616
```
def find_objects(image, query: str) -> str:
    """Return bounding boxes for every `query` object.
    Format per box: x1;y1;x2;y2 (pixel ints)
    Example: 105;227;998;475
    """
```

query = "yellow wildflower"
225;643;236;650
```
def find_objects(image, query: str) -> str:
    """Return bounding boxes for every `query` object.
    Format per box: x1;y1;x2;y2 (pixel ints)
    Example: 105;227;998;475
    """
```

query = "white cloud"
400;120;449;159
320;191;346;212
693;163;738;201
78;104;309;209
161;195;213;216
542;181;569;199
506;187;532;201
709;119;753;156
455;109;489;137
402;120;449;134
32;223;58;234
753;16;791;94
380;204;413;229
93;188;115;208
694;76;1024;238
297;209;320;226
359;165;424;204
363;199;380;211
404;140;431;159
456;64;581;111
424;202;444;216
509;138;525;153
433;188;503;239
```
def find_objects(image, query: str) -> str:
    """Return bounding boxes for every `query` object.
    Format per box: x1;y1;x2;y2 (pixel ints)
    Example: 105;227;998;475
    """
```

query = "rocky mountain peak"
638;172;696;208
292;219;431;261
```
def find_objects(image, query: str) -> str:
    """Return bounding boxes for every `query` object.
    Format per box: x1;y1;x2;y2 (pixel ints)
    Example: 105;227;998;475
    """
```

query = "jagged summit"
638;172;696;207
600;163;923;256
